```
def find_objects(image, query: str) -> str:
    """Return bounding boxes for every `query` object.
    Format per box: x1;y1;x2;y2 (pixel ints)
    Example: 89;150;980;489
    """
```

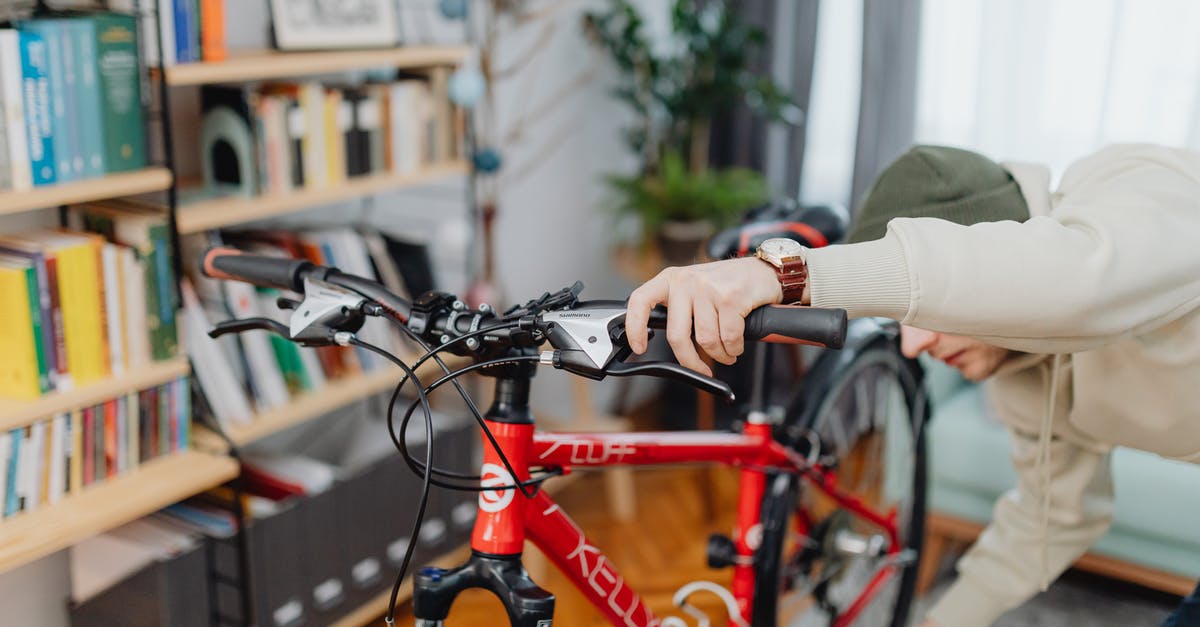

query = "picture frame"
268;0;400;51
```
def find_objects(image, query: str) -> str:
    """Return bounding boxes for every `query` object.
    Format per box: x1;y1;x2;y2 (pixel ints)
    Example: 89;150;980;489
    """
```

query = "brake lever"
607;361;735;402
208;317;341;347
208;317;291;339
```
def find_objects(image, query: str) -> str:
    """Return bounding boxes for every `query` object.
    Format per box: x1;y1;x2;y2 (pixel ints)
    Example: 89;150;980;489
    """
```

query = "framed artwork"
269;0;400;50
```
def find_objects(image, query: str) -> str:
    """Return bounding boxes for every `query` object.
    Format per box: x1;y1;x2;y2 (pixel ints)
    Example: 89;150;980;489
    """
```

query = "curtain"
708;0;820;198
916;0;1200;176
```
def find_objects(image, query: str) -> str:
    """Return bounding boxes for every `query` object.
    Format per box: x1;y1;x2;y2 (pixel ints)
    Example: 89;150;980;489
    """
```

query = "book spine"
188;0;201;62
47;414;65;503
127;391;138;468
0;432;8;516
72;20;105;177
158;380;170;454
0;263;41;399
103;399;117;478
45;255;69;389
27;22;74;183
172;0;192;63
92;403;104;483
285;99;305;188
69;409;82;493
0;31;32;191
139;388;152;461
149;224;178;359
31;252;57;391
4;430;19;516
157;0;176;66
22;262;50;394
145;386;159;458
57;25;83;179
26;423;43;511
81;406;94;486
18;31;55;187
178;376;190;449
101;243;125;376
199;0;225;62
91;14;145;173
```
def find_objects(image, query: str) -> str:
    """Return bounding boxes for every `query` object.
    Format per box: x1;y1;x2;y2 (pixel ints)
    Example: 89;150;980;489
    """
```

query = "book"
1;231;65;394
48;413;66;504
26;421;45;512
0;30;32;191
87;13;145;173
21;20;75;184
69;408;82;494
182;279;253;429
222;280;290;410
26;231;108;385
19;29;56;186
70;18;105;178
4;430;19;516
172;0;195;64
199;0;225;62
0;431;8;516
82;405;95;486
72;202;178;361
0;255;43;399
100;242;126;377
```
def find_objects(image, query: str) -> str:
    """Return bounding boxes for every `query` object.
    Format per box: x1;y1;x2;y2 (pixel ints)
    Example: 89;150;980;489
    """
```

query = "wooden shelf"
163;46;469;86
213;354;470;448
0;168;173;216
0;450;239;573
0;358;190;432
175;162;469;234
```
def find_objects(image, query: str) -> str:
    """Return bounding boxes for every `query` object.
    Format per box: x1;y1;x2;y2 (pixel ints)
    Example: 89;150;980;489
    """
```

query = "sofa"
918;357;1200;596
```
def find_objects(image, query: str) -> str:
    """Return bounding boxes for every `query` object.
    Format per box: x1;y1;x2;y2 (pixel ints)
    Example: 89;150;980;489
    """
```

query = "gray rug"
914;569;1184;626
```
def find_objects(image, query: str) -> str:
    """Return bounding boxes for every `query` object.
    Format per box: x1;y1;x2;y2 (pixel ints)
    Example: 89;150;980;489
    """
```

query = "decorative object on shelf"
447;68;485;107
584;0;798;263
438;0;468;20
471;148;501;174
199;86;258;198
268;0;399;51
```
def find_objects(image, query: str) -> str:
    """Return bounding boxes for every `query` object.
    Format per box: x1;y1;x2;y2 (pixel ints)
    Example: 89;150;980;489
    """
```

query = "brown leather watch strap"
775;258;808;304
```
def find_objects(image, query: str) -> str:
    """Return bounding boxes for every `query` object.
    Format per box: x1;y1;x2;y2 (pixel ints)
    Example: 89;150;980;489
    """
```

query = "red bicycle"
201;243;927;627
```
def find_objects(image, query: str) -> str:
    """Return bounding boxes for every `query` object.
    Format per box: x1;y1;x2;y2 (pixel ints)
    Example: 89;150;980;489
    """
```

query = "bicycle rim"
755;347;926;627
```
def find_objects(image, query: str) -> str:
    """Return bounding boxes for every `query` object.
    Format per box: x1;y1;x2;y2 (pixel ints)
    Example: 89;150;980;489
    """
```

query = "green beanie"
847;145;1030;244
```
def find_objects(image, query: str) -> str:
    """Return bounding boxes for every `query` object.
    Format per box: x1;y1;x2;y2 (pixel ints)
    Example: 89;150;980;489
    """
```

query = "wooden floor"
378;466;743;626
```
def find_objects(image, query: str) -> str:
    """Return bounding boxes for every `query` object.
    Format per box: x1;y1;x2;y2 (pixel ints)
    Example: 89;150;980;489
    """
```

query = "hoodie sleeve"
924;430;1114;627
805;145;1200;354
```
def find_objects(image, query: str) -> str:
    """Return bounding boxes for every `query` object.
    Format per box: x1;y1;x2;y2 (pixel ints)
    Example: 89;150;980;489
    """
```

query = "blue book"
18;31;56;187
4;430;19;517
69;19;105;178
172;0;194;63
22;21;75;184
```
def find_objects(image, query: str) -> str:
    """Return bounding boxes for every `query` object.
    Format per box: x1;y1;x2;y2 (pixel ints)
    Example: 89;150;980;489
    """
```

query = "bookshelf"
0;450;239;573
0;358;190;433
0;168;173;217
175;161;469;234
201;354;470;449
162;46;470;86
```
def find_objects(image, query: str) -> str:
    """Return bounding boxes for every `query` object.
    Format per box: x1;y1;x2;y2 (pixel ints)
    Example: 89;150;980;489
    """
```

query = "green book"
86;13;145;173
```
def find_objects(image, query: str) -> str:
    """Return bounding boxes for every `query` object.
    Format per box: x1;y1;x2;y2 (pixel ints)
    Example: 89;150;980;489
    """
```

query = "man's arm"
809;146;1200;354
925;429;1114;627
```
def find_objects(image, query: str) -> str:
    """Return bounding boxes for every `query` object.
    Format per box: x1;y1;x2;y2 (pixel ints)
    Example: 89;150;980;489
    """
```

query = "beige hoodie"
804;144;1200;625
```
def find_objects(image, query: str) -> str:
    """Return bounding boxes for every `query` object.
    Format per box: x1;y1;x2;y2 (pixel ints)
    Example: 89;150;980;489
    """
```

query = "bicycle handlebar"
203;247;313;292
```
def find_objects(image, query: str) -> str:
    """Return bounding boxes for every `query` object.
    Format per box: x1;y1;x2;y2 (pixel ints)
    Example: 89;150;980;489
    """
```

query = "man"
624;144;1200;626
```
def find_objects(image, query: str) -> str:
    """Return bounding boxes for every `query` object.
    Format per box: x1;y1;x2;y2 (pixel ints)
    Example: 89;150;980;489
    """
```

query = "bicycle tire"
752;323;927;627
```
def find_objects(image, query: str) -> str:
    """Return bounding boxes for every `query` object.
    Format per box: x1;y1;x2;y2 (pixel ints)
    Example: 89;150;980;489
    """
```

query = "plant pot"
655;219;715;266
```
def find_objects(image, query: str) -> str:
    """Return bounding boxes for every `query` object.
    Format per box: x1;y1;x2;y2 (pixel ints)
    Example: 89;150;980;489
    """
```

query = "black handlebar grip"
202;247;315;292
744;305;847;349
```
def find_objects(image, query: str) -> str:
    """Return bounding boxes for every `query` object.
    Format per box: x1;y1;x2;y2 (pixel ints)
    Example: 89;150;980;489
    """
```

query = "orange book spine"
200;0;226;62
103;399;118;479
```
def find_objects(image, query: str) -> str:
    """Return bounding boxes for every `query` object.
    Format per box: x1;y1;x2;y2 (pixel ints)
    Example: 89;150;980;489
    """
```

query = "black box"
70;537;210;627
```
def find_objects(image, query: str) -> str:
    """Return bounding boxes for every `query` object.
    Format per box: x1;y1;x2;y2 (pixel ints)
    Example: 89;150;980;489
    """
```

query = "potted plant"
585;0;798;264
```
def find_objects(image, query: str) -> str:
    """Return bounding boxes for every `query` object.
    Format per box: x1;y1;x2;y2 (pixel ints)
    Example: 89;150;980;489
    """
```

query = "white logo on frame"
745;524;764;551
479;463;516;513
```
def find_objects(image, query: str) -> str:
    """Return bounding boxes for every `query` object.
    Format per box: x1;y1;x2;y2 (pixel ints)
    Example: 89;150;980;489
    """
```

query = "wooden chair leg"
605;466;637;522
917;527;949;598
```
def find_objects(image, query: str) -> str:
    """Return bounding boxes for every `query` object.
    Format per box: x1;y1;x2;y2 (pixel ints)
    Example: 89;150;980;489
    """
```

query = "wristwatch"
755;237;809;304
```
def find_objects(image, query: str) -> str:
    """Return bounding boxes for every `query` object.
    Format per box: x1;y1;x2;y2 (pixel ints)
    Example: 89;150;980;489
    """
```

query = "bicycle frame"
413;407;904;626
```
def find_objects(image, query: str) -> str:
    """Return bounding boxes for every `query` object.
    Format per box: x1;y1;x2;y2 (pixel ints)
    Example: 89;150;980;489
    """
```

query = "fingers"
693;293;736;366
666;281;711;377
626;271;671;354
717;303;746;363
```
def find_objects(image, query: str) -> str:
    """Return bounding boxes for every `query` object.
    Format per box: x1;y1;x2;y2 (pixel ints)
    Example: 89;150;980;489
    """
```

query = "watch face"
761;237;804;259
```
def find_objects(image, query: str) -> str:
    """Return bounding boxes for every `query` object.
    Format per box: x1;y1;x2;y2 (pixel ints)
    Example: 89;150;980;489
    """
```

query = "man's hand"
625;257;782;376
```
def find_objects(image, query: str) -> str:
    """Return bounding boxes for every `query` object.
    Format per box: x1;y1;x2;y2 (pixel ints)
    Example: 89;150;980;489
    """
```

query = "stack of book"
199;77;458;197
0;13;146;192
0;202;178;400
0;376;191;519
184;227;433;430
110;0;226;66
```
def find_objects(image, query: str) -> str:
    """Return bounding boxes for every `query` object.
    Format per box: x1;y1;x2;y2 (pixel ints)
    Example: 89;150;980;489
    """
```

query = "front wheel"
753;341;927;627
